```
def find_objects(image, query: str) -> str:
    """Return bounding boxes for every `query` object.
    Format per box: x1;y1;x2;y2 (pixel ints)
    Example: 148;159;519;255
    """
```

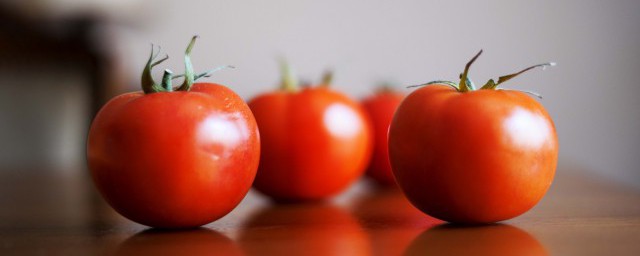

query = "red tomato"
389;51;558;223
248;66;372;202
87;37;259;228
361;88;404;186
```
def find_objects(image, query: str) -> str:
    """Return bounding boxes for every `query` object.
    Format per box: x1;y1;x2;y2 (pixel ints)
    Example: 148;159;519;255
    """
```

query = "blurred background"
0;0;638;188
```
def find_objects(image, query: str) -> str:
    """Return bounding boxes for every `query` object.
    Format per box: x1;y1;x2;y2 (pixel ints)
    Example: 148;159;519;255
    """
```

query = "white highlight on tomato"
323;103;362;139
197;112;248;159
504;107;552;149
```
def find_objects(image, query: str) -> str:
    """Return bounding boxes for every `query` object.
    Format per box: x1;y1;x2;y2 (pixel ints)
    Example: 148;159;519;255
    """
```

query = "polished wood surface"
0;167;639;255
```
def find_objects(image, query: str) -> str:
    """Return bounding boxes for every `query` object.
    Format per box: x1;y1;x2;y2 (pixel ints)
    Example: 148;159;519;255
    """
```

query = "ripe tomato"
248;65;372;202
389;50;558;223
87;37;259;228
361;87;404;186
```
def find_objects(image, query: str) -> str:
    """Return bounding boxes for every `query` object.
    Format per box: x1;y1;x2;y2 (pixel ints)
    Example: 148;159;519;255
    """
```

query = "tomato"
361;87;404;186
87;37;259;228
248;65;372;202
389;50;558;223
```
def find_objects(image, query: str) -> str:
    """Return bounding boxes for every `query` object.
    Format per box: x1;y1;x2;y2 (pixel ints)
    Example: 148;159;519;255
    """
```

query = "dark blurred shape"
116;228;243;256
0;3;121;170
239;203;371;256
404;223;548;256
0;4;119;115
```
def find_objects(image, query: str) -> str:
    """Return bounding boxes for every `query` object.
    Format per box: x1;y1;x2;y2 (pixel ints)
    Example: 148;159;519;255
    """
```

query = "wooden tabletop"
0;166;639;255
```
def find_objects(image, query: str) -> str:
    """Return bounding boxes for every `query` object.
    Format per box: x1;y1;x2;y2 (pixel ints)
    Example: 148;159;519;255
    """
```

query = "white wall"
16;0;640;187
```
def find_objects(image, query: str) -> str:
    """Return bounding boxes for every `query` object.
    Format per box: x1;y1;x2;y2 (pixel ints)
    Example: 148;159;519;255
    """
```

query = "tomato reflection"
239;203;370;256
351;187;442;256
116;228;242;256
404;224;547;256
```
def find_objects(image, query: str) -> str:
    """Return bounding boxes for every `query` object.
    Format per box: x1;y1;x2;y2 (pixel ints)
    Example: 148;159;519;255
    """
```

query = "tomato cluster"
87;38;557;228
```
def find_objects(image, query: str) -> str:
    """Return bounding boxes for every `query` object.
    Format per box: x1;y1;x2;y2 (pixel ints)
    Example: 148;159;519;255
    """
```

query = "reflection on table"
0;169;639;255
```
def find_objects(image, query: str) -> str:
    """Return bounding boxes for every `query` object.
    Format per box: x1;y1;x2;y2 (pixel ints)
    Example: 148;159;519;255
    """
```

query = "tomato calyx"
279;59;299;92
141;36;234;94
319;70;333;88
278;60;335;92
408;50;555;98
375;82;398;94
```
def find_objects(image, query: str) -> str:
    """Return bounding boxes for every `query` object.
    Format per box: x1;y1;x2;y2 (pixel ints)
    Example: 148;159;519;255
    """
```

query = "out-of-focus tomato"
248;65;372;202
361;87;404;186
87;37;259;228
389;50;558;223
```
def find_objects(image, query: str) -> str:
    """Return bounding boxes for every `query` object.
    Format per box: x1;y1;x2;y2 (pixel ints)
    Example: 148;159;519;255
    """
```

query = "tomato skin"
389;85;558;223
361;91;404;186
87;83;260;228
248;87;372;201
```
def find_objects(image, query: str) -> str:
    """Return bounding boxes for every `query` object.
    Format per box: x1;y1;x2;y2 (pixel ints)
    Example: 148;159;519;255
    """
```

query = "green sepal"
407;80;460;91
141;45;170;94
481;62;556;90
279;59;298;92
175;36;198;92
459;50;482;92
320;70;333;87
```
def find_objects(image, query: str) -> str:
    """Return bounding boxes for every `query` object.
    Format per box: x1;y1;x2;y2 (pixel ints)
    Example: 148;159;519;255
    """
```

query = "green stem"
279;59;298;92
407;51;554;98
140;36;234;94
161;69;173;91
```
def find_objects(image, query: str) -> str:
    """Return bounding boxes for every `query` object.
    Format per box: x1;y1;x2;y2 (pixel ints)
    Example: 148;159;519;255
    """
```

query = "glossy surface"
248;87;372;201
389;85;558;223
239;204;371;256
0;168;639;255
361;90;404;186
87;83;260;228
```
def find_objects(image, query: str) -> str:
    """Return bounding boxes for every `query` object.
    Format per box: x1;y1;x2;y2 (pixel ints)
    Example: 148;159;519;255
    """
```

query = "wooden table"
1;166;639;255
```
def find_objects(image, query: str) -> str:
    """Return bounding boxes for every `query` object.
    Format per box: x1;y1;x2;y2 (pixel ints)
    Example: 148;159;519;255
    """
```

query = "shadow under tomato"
403;223;548;256
238;203;370;256
350;186;442;256
115;228;242;256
